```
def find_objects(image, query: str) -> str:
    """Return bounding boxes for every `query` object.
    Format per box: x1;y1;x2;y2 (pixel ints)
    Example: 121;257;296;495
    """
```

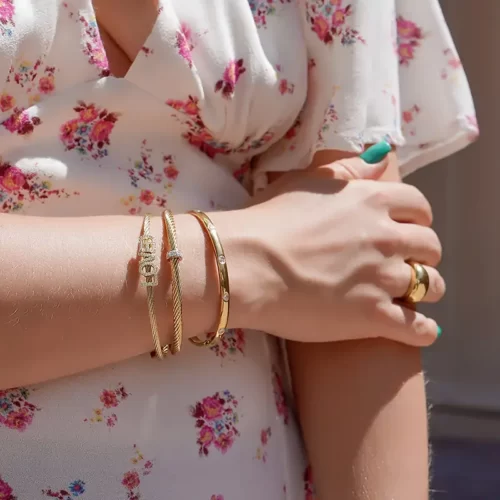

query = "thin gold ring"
403;262;430;304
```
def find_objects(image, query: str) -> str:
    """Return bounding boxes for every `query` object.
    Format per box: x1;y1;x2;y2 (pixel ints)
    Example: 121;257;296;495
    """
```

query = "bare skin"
287;152;429;500
0;4;437;500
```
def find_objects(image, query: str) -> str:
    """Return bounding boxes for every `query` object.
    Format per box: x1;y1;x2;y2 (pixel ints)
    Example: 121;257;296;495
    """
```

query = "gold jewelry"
403;262;430;304
162;209;183;355
138;214;166;359
188;210;229;347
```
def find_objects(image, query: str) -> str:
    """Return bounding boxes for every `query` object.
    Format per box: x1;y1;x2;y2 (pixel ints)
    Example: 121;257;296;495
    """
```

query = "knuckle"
406;185;433;226
373;220;402;256
423;229;442;265
430;270;446;299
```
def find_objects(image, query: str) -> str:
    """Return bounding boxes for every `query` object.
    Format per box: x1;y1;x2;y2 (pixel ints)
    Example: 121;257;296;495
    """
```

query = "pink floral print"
0;160;78;212
0;387;40;432
441;48;463;80
0;0;15;37
42;480;86;499
84;383;129;427
215;59;246;99
210;328;246;361
402;104;420;137
0;475;16;500
121;445;154;500
304;466;316;500
396;16;423;66
255;427;271;462
176;23;194;67
2;108;41;135
64;4;109;77
305;0;364;45
6;58;57;105
60;101;120;159
318;102;339;143
275;64;295;95
190;391;240;457
272;368;289;425
120;140;179;215
248;0;291;28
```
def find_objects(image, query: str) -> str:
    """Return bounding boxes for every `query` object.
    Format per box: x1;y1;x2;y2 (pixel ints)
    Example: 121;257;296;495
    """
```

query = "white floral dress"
0;0;476;499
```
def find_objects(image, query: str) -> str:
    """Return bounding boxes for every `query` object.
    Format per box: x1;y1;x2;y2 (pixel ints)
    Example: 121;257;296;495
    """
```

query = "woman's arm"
0;212;253;389
287;151;430;499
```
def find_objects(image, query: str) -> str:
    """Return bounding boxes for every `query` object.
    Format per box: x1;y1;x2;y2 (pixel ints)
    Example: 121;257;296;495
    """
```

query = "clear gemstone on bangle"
218;328;226;336
167;249;183;261
218;255;226;265
222;291;229;302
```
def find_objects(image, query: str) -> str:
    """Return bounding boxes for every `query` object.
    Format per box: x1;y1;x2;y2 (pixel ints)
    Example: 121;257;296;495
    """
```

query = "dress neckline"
86;0;163;81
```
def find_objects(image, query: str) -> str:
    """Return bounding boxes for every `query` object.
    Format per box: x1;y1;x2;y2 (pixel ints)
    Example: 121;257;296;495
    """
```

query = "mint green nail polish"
437;325;443;338
360;141;392;164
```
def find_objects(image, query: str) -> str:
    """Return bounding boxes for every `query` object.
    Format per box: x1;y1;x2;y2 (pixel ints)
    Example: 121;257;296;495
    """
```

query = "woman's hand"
223;144;445;346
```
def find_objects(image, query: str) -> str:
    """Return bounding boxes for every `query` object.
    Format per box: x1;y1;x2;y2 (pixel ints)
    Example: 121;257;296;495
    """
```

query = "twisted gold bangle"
162;209;183;355
188;210;229;348
138;214;165;359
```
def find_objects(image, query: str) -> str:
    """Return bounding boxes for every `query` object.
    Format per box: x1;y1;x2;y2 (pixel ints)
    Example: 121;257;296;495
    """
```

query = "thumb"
329;141;392;181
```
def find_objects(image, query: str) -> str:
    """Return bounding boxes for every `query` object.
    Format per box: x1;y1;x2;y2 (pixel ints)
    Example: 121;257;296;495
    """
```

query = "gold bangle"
162;209;183;355
138;214;165;359
188;210;229;347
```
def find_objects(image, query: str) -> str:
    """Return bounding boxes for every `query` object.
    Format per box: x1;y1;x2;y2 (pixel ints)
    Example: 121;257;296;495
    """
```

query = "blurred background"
411;1;500;498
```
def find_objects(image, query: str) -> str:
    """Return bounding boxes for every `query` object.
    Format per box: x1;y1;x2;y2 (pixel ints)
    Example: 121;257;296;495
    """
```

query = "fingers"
381;261;446;303
328;156;390;181
383;183;433;227
396;223;442;266
374;301;439;347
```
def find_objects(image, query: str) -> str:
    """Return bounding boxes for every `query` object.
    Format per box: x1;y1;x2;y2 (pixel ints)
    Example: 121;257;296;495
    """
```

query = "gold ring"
403;262;430;304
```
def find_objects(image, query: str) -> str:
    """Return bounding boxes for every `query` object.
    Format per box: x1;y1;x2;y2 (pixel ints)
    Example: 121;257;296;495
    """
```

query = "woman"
0;0;476;499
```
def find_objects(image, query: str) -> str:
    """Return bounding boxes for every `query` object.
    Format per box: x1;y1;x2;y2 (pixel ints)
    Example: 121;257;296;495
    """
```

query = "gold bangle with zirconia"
403;262;430;304
188;210;229;348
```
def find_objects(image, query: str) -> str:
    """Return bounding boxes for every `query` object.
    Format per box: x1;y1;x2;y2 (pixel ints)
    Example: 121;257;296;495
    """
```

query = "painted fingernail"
437;325;443;338
360;141;392;164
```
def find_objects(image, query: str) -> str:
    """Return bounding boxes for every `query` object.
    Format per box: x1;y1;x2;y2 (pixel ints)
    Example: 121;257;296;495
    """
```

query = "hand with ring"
230;142;445;347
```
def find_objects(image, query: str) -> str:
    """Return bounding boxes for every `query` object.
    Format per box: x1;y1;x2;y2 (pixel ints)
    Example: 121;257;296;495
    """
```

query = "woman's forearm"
0;212;251;389
288;340;429;499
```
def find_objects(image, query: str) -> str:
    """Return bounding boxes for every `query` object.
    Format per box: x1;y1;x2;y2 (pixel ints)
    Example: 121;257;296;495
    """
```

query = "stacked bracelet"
162;209;183;355
138;214;165;359
188;210;229;348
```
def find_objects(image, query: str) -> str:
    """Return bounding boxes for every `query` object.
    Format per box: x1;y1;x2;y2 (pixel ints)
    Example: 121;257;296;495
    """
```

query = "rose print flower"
0;475;15;500
38;75;55;94
0;0;15;36
306;1;364;45
0;387;39;432
100;389;119;408
84;383;129;427
176;23;194;67
90;119;114;143
122;471;140;490
2;108;41;135
396;16;423;66
60;101;120;160
0;166;25;192
190;391;240;456
120;446;154;499
214;59;246;99
199;425;215;446
0;92;14;112
201;396;224;420
304;465;316;499
139;189;155;205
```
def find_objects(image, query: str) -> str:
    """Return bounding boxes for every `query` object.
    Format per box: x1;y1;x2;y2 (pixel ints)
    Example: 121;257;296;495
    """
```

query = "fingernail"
360;141;392;164
437;325;443;338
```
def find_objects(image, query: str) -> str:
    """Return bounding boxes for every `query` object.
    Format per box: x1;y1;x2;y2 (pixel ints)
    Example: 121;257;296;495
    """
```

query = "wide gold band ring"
403;262;430;304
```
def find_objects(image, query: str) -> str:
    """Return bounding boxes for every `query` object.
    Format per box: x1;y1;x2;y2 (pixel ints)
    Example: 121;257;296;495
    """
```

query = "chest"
93;0;160;77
